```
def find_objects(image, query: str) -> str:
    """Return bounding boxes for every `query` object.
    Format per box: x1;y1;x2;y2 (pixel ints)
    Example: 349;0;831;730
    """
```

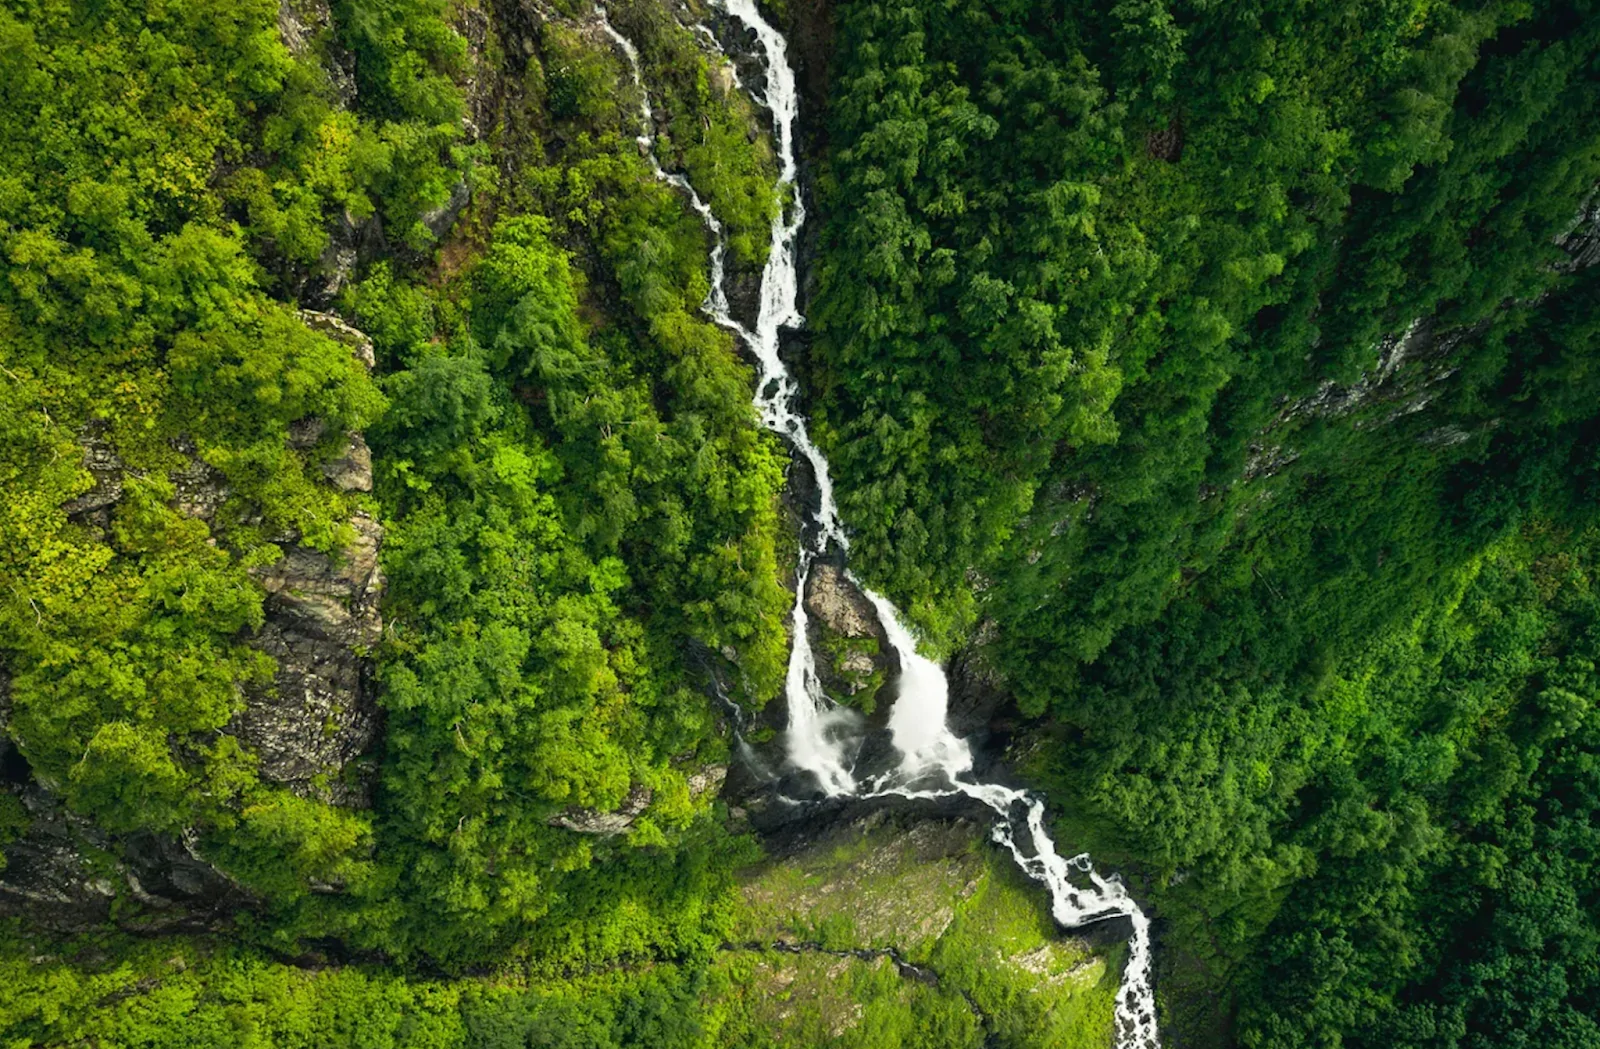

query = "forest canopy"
809;0;1600;1044
1;0;1598;1046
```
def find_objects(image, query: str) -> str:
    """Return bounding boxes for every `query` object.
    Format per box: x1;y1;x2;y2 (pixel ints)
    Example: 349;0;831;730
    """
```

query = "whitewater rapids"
599;4;1160;1045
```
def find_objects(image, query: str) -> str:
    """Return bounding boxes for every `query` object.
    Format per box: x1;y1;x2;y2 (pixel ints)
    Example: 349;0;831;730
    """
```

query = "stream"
599;5;1160;1046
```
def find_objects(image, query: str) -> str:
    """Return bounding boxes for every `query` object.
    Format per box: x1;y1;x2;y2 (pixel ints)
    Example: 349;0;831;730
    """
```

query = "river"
599;5;1160;1046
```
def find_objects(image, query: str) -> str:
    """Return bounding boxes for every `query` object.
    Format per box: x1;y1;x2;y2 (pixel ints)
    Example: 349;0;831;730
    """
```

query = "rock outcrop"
278;0;357;106
0;312;385;925
549;784;655;836
0;786;250;934
1556;187;1600;272
233;512;385;806
803;562;893;712
60;415;387;801
546;766;730;836
2;668;251;933
214;312;387;805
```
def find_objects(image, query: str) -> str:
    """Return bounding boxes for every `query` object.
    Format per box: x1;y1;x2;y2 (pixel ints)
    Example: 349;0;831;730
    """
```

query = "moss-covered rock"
727;810;1121;1049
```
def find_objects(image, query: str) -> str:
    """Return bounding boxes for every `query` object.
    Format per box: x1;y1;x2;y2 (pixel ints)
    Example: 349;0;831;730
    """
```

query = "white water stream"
600;5;1159;1045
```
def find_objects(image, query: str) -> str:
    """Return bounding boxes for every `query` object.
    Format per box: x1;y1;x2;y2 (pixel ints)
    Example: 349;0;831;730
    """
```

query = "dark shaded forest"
809;0;1600;1043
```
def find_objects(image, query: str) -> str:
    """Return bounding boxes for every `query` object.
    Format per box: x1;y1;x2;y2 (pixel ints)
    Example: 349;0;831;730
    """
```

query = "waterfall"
599;5;1160;1046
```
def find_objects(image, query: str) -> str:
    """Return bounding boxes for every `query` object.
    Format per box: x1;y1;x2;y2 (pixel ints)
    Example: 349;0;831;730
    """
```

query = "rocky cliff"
0;314;384;931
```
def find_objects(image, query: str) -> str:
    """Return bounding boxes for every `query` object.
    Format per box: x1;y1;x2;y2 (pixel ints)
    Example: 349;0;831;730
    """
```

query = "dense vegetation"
811;0;1600;1043
0;0;399;878
3;0;1600;1045
0;0;788;976
1;817;1115;1048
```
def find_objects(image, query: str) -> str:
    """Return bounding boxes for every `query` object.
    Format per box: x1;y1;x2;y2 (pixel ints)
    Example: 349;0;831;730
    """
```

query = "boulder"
421;180;472;240
803;563;893;711
299;309;377;369
550;784;654;836
322;432;374;492
689;764;729;800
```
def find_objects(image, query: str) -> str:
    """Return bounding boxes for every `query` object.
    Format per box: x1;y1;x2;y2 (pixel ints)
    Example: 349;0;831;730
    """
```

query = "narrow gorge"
600;4;1158;1046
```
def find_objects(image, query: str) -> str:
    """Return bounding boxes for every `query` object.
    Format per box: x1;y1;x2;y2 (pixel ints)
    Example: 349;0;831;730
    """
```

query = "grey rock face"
550;784;654;835
689;764;729;800
234;513;385;805
4;673;245;933
421;180;472;240
60;420;124;518
803;563;893;706
170;437;232;521
546;766;728;837
0;785;249;933
278;0;357;106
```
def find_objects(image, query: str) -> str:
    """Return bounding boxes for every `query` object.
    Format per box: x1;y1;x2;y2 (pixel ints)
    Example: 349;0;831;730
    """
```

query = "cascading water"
600;5;1159;1046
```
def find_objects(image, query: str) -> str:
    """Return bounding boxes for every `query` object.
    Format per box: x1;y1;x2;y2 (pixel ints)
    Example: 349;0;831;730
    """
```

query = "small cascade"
597;5;1159;1046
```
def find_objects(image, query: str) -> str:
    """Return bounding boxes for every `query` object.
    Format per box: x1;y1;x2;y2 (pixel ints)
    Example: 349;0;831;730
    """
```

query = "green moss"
823;635;884;714
734;815;1119;1048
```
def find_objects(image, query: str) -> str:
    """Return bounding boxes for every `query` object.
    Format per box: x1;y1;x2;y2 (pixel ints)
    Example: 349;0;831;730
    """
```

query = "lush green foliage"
0;0;787;977
0;924;715;1049
0;921;1012;1049
0;0;404;892
813;0;1600;1043
6;0;1600;1044
812;0;1599;649
1230;528;1600;1048
330;4;791;964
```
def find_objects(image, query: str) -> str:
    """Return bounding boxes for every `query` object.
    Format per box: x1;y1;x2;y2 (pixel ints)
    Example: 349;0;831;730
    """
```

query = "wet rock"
804;563;873;637
945;623;1009;744
723;268;763;331
803;563;893;710
705;14;769;106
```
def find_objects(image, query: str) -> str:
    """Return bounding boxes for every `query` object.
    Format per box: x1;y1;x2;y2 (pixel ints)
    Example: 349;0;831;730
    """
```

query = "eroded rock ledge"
0;311;384;931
